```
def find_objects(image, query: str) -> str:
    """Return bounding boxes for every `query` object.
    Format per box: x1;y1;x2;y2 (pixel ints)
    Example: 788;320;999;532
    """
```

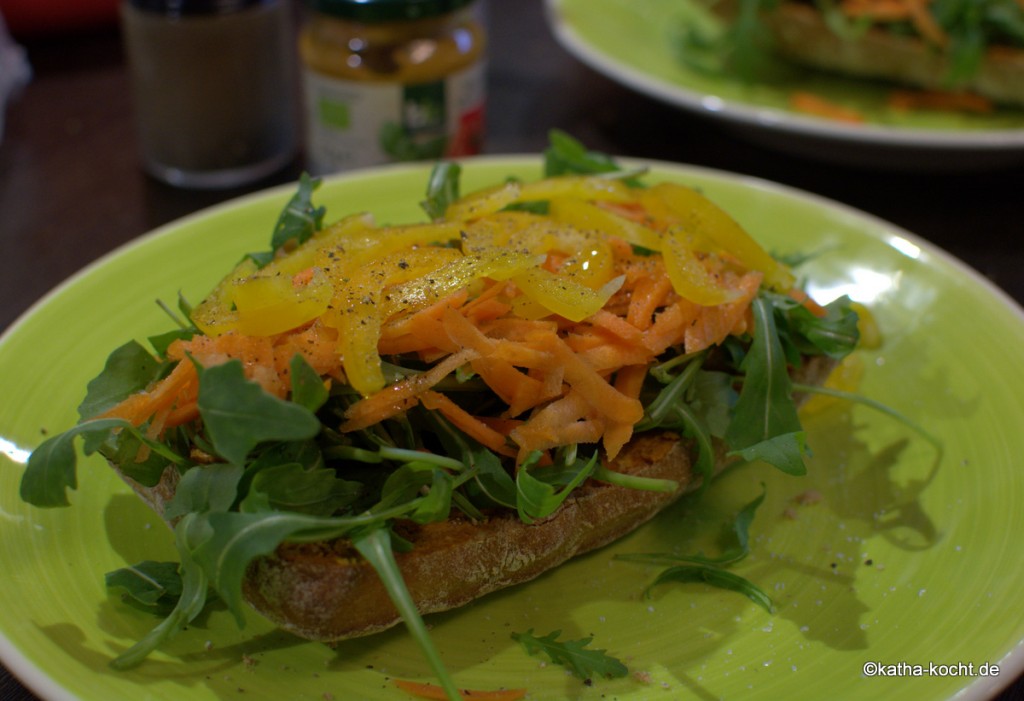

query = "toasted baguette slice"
116;355;836;643
244;429;705;641
716;1;1024;107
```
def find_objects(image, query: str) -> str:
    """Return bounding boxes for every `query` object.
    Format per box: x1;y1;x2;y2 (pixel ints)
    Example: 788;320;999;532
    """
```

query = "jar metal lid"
305;0;476;23
128;0;276;15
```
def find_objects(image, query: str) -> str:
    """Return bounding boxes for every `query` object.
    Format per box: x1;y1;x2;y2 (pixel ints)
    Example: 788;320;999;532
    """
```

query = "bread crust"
114;355;836;643
716;1;1024;107
242;430;700;641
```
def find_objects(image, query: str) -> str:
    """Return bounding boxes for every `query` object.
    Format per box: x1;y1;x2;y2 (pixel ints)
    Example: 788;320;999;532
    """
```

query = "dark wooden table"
2;1;1023;699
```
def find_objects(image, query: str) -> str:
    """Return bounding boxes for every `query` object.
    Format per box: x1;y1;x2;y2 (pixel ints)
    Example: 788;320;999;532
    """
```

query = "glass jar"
299;0;487;174
121;0;298;189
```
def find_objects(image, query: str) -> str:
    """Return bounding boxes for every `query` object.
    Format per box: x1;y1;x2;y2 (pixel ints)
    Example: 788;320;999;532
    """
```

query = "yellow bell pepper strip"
660;230;743;306
644;182;794;290
190;214;377;337
270;212;377;277
326;221;463;268
511;267;625;322
324;247;462;397
558;237;615;290
460;211;551;254
191;257;260;336
230;267;334;336
444;181;522;221
547;197;662;253
444;175;635;223
381;248;540;319
517;175;635;204
461;211;616;291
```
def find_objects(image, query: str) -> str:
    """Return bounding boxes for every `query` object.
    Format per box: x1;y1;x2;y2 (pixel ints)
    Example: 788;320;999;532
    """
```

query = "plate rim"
3;154;1024;701
544;0;1024;151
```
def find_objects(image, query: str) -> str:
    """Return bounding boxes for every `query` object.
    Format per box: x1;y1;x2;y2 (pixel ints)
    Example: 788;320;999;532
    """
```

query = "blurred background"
0;0;1022;699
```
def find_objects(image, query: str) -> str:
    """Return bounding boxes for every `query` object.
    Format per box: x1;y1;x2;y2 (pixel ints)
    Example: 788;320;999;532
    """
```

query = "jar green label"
303;62;485;173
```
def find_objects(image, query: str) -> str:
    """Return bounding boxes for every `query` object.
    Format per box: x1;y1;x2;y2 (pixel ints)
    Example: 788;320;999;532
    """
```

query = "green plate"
2;157;1024;701
545;0;1024;163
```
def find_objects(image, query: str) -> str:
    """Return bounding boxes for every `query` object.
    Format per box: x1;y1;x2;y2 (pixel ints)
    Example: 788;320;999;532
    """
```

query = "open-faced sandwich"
699;0;1024;112
20;134;861;699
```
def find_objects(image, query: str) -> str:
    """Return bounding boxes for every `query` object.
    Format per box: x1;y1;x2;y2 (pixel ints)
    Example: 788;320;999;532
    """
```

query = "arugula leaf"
268;173;326;253
645;564;774;613
932;0;1024;84
725;297;807;474
289;353;329;413
421;161;461;220
163;463;243;520
114;502;428;666
240;462;361;516
106;560;183;615
501;200;550;215
353;527;462;701
410;468;455;524
110;514;210;670
689;370;735;439
592;464;678;493
378;446;464;472
511;629;629;680
20;418;186;507
421;410;518;509
731;431;809;476
195;359;321;466
633;354;718;493
543;130;621;177
467;446;518;509
189;511;351;625
515;451;597;524
768;292;859;360
92;426;176;487
673;0;791;83
618;486;774;613
726;483;766;559
379;463;454;524
77;340;162;421
147;328;193;359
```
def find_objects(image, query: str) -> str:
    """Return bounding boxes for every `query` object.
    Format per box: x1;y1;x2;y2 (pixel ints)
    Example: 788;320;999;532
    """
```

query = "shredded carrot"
905;0;947;47
541;334;644;426
788;288;828;318
341;348;479;432
510;390;599;455
841;0;947;45
840;0;915;21
588;308;645;345
420;390;516;457
888;89;993;114
394;679;527;701
684;272;762;353
291;267;317;287
382;289;468;342
603;363;649;459
626;273;673;331
99;358;199;427
643;300;699;355
790;91;865;124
